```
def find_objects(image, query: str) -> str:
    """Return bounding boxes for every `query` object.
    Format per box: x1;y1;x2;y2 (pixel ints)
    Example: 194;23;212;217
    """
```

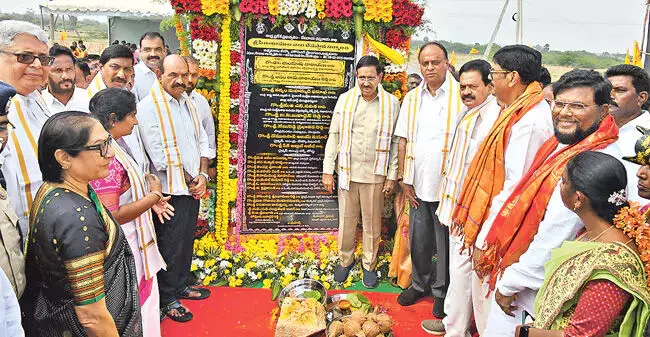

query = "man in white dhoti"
0;20;53;237
420;59;500;335
605;64;650;203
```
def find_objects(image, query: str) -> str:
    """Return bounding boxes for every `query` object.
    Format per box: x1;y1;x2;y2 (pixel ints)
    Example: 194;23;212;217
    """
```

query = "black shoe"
334;263;354;283
361;267;378;288
432;297;446;319
397;287;430;306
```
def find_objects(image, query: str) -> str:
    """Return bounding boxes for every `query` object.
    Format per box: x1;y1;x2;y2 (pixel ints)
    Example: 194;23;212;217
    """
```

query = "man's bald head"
160;55;189;100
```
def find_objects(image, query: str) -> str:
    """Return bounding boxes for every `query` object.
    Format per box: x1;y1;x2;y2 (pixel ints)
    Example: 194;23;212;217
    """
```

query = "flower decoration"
385;28;408;49
363;0;392;22
192;39;219;70
173;14;190;55
190;16;220;41
608;189;627;206
392;0;424;27
201;0;229;15
239;0;270;14
613;202;650;289
325;0;353;18
268;0;280;16
171;0;202;13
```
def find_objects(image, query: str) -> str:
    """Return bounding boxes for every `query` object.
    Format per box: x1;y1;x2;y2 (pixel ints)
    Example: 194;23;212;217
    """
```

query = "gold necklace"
60;180;90;200
588;225;615;242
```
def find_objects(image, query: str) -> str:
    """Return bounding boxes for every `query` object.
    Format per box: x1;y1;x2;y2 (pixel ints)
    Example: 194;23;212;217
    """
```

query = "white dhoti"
483;288;536;337
442;236;493;337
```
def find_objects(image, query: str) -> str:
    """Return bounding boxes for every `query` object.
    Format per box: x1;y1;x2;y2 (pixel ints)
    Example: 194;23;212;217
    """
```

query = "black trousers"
409;200;450;301
154;194;200;306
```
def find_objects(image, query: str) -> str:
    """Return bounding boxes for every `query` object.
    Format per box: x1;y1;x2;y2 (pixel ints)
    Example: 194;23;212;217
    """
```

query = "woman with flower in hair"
516;151;650;337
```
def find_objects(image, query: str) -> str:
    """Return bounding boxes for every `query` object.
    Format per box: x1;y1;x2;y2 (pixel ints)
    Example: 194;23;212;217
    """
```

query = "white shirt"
496;141;622;296
41;87;90;113
137;90;212;196
474;100;554;249
132;62;157;102
436;96;501;226
189;90;217;159
394;79;458;202
616;111;650;203
0;269;23;337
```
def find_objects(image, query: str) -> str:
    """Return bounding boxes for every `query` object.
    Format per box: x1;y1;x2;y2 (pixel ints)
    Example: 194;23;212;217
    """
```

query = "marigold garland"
613;201;650;289
362;0;392;22
173;14;190;56
201;0;229;15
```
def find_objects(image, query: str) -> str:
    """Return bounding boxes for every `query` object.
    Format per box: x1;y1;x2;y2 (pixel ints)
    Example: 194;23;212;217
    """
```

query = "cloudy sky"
3;0;647;53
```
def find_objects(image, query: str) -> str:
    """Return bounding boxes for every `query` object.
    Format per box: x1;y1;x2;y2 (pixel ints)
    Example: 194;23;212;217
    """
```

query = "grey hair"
0;20;49;49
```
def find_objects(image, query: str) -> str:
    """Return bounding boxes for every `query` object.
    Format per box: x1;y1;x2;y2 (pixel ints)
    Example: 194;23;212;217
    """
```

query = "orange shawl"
451;82;544;249
477;114;619;290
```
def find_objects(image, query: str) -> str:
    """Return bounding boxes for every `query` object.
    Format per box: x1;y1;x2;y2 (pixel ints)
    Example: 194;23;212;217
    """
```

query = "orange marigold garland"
613;201;650;289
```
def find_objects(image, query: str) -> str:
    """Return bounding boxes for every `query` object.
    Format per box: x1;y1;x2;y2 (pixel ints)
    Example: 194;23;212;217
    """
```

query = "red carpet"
161;286;437;337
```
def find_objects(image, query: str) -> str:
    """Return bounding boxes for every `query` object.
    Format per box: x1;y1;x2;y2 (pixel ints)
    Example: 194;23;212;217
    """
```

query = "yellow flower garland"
216;14;232;245
362;0;393;22
174;14;190;56
201;0;229;15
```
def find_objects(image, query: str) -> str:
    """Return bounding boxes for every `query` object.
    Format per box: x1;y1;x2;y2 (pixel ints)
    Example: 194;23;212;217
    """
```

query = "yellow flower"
323;281;331;289
263;279;273;289
313;275;320;281
196;250;205;257
224;269;230;274
191;264;198;272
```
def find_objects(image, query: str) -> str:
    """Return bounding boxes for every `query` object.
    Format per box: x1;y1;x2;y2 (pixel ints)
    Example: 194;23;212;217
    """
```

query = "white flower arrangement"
192;39;219;70
230;41;241;52
384;49;409;74
278;0;316;17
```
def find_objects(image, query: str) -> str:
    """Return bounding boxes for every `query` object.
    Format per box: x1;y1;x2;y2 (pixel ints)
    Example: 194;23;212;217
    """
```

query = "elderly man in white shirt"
395;42;464;319
481;69;622;337
422;59;500;335
0;20;53;236
138;55;215;322
183;55;216;173
605;64;650;203
41;45;89;113
132;32;166;102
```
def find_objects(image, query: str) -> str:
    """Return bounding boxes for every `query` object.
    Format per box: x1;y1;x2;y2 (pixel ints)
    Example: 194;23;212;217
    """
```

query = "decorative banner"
241;18;356;233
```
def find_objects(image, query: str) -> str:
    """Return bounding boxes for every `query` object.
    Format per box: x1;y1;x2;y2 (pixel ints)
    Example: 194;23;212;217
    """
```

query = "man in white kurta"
482;70;622;337
605;64;650;203
0;21;53;236
431;60;500;336
41;45;89;113
395;42;463;318
138;55;214;319
132;32;166;102
322;56;400;288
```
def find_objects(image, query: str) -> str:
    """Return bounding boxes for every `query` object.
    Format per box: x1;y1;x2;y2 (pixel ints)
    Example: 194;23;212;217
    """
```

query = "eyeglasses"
0;50;54;66
487;70;512;80
357;76;378;83
551;100;598;113
67;135;113;157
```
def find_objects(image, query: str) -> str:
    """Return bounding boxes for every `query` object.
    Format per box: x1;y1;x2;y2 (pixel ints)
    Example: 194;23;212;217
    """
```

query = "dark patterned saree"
21;183;142;337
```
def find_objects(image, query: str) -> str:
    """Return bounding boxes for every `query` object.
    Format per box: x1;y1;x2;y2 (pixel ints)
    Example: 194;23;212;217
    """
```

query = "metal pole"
483;0;510;60
516;0;523;44
643;1;650;70
49;14;55;42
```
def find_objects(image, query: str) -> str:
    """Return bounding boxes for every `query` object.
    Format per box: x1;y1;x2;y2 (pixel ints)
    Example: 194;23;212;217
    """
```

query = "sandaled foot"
162;300;193;322
178;286;211;300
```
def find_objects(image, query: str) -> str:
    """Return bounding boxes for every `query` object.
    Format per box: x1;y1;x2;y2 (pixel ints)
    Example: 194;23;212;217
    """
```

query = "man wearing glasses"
444;45;554;336
323;55;400;288
0;20;54;237
605;64;650;203
480;69;622;336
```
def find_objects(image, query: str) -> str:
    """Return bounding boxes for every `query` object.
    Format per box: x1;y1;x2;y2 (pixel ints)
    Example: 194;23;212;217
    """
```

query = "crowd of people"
0;19;217;336
1;13;650;337
324;41;650;336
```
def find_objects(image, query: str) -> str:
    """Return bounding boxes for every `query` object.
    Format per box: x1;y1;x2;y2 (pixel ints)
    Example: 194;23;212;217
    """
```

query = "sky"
2;0;647;53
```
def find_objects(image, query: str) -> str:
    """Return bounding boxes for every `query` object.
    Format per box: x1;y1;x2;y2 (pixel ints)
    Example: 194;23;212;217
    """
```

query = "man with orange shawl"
440;45;554;336
478;69;622;336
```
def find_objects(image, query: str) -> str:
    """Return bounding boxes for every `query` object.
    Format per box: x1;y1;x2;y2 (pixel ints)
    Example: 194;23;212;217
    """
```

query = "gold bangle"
151;191;163;201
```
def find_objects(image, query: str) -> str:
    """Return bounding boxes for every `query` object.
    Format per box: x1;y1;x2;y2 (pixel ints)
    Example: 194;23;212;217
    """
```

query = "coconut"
362;320;381;337
343;320;362;337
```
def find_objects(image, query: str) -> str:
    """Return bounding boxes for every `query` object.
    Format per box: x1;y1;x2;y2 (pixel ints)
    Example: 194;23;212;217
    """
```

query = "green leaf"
271;278;282;300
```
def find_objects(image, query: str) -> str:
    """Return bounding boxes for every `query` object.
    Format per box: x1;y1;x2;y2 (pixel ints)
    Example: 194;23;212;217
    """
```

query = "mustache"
111;77;126;83
461;94;475;100
147;56;160;60
172;83;186;89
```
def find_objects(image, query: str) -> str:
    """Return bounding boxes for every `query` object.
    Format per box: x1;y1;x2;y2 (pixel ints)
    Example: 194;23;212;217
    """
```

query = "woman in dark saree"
21;111;142;337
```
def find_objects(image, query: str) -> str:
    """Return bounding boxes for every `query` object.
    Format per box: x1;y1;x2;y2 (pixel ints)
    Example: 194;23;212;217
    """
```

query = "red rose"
230;52;241;64
230;83;239;98
229;132;238;143
229;157;238;165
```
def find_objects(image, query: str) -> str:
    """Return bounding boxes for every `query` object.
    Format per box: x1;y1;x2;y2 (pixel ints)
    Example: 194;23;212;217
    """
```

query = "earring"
573;202;579;211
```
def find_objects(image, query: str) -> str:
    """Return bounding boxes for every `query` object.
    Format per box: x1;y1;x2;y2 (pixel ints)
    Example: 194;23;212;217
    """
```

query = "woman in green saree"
21;111;142;337
516;151;650;337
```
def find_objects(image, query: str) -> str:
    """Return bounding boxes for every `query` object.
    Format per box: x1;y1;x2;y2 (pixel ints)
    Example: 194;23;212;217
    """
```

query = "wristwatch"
199;172;211;182
519;325;530;337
